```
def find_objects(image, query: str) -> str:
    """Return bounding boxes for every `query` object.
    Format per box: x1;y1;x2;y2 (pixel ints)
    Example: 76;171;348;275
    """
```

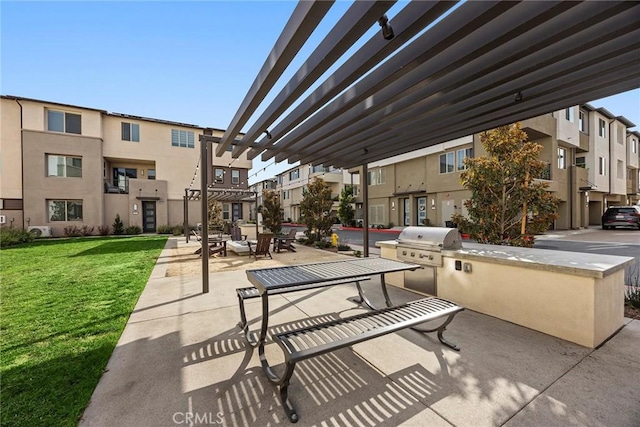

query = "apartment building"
249;178;277;221
348;106;638;230
0;96;252;235
275;164;354;222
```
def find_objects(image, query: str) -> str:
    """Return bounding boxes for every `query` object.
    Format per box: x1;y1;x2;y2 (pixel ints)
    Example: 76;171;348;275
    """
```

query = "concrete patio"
79;237;640;427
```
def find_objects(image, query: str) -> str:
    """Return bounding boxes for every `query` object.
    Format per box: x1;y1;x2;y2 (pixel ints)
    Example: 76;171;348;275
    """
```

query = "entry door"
142;201;156;232
417;197;427;225
403;198;410;226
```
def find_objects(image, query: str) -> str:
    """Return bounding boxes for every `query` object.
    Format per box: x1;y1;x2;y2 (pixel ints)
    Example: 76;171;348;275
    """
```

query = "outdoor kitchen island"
377;227;634;348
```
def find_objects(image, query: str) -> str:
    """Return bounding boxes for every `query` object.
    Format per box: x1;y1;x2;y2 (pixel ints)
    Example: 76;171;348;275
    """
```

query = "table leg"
380;273;394;308
257;293;281;383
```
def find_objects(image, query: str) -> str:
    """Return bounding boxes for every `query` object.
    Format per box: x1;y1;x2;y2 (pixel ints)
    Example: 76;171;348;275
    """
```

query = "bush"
337;243;352;251
0;227;34;247
172;225;184;236
626;285;640;309
353;250;362;258
97;225;110;236
124;225;142;235
156;225;174;234
79;225;94;236
63;225;81;237
112;214;124;235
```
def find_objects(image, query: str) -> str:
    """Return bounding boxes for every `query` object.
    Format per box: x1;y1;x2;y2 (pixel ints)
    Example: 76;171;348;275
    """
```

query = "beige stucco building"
0;96;252;236
348;106;638;229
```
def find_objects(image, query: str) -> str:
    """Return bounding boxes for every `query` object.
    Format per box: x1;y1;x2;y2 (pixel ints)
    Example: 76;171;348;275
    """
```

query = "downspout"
15;98;24;229
607;118;615;210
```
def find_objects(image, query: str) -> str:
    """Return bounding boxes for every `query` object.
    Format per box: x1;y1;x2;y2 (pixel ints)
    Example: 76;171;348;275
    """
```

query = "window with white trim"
598;157;606;176
579;111;586;132
48;200;83;221
367;168;386;185
599;119;606;137
565;108;574;122
457;148;473;171
632;138;637;154
617;160;624;179
222;203;230;220
215;168;224;182
557;147;566;170
231;169;240;184
47;155;82;177
289;169;300;180
171;129;195;148
47;109;81;134
439;152;455;174
122;122;140;142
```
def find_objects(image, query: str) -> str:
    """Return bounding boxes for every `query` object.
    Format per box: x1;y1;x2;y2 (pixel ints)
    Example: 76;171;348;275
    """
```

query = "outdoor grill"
395;227;463;295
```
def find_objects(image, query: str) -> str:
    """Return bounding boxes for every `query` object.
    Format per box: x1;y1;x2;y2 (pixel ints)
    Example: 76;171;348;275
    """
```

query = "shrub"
112;214;124;235
63;225;81;237
387;222;395;229
0;227;34;247
626;285;640;309
353;250;362;258
314;240;331;249
337;243;352;251
97;225;110;236
79;225;95;236
124;225;142;235
172;225;184;236
156;225;173;234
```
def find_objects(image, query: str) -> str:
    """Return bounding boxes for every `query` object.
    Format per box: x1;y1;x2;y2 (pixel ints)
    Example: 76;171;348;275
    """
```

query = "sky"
2;1;639;185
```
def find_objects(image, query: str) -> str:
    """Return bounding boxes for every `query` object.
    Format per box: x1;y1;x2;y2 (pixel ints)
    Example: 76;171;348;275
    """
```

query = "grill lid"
397;226;463;250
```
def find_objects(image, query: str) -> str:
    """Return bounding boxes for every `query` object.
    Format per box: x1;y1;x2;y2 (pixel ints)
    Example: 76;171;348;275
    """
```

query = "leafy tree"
337;185;355;226
300;177;334;242
259;190;282;235
207;198;224;230
451;123;560;247
112;214;124;235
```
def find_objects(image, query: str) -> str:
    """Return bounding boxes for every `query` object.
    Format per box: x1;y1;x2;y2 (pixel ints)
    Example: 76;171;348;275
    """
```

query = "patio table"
244;257;420;376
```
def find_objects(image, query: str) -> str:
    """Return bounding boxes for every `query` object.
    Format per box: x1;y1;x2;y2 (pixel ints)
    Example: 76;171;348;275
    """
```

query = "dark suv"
601;206;640;230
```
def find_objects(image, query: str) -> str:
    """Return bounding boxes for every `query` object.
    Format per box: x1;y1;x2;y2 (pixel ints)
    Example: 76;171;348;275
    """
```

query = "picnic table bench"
240;257;464;423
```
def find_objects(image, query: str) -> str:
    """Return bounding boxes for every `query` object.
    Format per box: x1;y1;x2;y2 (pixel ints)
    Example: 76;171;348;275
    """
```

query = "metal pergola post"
200;138;209;294
362;163;369;258
184;190;189;243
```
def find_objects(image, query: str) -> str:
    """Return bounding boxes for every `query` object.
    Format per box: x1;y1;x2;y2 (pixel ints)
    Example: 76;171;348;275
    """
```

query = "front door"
403;198;410;226
417;197;427;225
142;201;156;232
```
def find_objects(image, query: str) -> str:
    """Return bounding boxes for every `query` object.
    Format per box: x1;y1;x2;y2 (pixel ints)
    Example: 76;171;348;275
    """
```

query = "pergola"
199;0;640;291
185;184;257;293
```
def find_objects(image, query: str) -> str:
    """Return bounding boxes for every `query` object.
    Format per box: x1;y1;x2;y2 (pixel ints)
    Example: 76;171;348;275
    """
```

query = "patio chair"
247;233;273;260
230;226;247;241
275;229;297;252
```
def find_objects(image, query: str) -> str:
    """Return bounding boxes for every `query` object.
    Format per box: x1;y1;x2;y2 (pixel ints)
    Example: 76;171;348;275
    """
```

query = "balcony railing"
535;163;552;180
104;179;128;194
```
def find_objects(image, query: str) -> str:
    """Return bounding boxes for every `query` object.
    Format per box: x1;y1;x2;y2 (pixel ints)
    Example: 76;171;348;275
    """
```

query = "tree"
299;177;334;242
112;214;124;235
337;185;355;226
259;190;282;235
451;123;560;247
207;199;224;230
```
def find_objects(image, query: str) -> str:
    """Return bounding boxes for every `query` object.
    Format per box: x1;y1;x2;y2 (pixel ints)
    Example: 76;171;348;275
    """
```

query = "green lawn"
0;236;168;427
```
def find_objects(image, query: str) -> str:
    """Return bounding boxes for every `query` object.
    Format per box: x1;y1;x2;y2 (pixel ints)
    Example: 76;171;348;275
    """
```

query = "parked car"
601;206;640;230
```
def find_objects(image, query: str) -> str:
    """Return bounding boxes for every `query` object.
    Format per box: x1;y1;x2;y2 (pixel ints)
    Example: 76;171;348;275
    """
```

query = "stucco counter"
376;240;634;348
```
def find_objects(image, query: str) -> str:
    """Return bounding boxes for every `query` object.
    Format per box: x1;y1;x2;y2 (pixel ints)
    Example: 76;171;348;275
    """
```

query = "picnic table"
239;258;464;422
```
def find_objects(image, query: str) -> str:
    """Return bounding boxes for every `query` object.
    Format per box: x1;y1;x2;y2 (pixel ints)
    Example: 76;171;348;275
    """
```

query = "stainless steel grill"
395;227;463;295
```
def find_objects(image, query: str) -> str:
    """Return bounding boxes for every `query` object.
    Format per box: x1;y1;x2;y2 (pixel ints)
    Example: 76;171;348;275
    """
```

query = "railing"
104;179;128;194
535;163;552;180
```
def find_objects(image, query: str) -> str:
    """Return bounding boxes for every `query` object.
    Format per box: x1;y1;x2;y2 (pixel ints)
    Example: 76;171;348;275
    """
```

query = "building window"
439;152;455;174
113;167;137;193
148;169;156;180
283;190;289;200
367;168;386;185
632;138;638;154
48;200;83;221
369;205;385;225
47;155;82;177
122;122;140;142
557;147;566;170
579;111;586;132
617;125;624;145
222;203;230;220
598;157;606;176
617;161;624;179
312;165;329;173
457;148;473;171
599;119;606;137
565;108;574;123
171;129;195;148
215;168;224;182
575;157;586;168
47;109;81;134
231;170;240;185
289;169;300;180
